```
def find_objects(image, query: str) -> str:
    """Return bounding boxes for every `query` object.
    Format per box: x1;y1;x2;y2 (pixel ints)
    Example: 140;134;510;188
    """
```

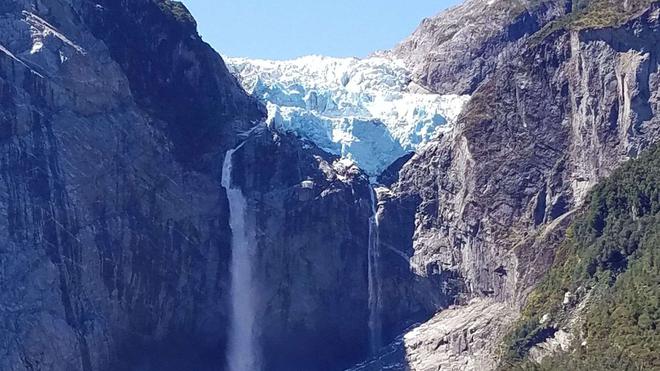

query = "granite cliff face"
368;0;660;369
0;1;375;370
405;0;659;304
0;0;260;369
227;128;374;371
392;0;568;95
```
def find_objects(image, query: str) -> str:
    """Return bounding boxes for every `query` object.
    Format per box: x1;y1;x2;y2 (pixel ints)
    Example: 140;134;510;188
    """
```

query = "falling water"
367;186;382;354
222;146;260;371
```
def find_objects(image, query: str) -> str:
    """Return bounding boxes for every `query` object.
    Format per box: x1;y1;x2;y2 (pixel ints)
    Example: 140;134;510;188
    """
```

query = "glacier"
226;55;470;176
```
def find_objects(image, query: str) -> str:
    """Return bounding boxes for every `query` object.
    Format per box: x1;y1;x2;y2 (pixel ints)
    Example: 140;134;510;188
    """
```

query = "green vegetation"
500;144;660;370
529;0;655;45
158;0;196;25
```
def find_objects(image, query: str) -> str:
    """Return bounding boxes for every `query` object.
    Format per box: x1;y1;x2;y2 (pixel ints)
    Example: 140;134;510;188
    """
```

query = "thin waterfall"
222;145;260;371
367;186;382;354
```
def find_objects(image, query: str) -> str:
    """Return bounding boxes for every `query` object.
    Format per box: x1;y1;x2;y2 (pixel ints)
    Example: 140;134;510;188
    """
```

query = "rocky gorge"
0;0;658;370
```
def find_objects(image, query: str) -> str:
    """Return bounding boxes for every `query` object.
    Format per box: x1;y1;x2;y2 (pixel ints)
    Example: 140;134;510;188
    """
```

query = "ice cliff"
227;55;470;176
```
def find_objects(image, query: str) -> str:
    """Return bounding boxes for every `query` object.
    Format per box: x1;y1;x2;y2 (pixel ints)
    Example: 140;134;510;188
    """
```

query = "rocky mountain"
0;1;375;371
0;0;260;369
392;0;567;95
501;142;660;370
364;0;660;369
0;0;658;370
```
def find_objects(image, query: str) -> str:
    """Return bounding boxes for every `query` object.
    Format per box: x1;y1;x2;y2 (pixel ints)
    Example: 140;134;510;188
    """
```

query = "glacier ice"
227;55;470;176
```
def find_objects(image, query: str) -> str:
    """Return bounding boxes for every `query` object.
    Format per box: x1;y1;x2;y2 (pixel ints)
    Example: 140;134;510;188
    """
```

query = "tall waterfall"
222;146;260;371
367;186;382;354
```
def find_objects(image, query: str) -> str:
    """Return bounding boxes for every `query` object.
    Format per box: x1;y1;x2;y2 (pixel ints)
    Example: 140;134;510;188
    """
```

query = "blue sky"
180;0;459;60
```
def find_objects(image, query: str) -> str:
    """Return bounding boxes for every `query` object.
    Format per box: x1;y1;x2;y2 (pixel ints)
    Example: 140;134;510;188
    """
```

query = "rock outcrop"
0;0;264;369
372;0;660;369
392;0;569;95
228;128;374;371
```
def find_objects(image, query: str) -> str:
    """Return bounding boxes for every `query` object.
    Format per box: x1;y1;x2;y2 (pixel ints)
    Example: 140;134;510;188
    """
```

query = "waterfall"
367;186;382;354
222;146;260;371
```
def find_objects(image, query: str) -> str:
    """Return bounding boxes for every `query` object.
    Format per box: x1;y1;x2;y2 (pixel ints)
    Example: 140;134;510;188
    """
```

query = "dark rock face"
230;129;374;371
2;0;659;370
374;186;465;343
79;0;264;169
0;0;265;369
0;2;377;370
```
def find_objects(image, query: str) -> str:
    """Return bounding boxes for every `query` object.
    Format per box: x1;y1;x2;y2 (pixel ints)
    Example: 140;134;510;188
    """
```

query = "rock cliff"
0;0;262;369
228;128;374;371
0;1;374;370
392;0;568;94
370;0;660;369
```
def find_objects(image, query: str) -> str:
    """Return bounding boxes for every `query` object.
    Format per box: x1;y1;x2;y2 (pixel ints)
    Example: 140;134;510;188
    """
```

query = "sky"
180;0;460;60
